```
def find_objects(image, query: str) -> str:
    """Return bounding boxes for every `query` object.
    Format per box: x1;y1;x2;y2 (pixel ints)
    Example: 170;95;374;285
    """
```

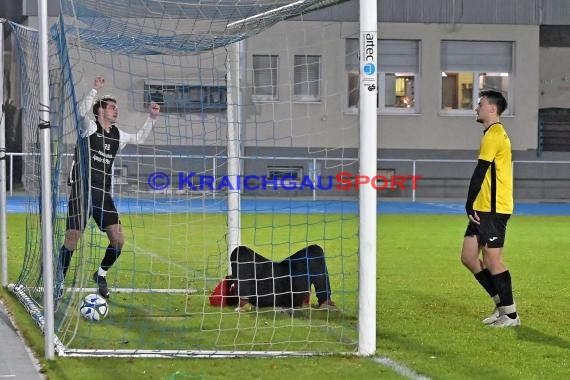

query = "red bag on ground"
209;277;238;306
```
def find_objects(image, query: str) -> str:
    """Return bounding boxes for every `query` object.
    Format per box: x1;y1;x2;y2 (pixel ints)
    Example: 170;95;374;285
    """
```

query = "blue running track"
5;195;570;215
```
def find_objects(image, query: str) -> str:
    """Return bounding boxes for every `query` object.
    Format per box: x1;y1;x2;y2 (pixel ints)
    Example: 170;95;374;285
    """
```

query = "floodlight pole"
358;0;378;356
0;20;7;288
38;0;55;360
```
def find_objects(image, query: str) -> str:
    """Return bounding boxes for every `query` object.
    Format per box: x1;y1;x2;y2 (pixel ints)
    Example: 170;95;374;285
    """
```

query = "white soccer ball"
79;293;109;321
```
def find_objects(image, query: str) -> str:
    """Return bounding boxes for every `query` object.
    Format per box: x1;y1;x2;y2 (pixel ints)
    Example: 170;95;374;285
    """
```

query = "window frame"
252;54;279;102
379;72;419;114
143;82;227;114
266;165;304;187
293;55;322;102
345;38;421;115
440;40;514;115
439;71;513;115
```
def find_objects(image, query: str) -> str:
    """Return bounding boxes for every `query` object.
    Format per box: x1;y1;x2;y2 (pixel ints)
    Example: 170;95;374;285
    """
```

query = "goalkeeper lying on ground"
227;245;339;312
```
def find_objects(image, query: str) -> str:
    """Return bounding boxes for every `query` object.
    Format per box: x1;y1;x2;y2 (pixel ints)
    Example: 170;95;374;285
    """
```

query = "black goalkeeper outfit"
230;245;332;308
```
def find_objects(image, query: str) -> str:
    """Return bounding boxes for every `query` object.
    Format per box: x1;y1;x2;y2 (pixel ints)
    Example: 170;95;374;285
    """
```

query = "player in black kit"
56;76;160;299
229;245;339;312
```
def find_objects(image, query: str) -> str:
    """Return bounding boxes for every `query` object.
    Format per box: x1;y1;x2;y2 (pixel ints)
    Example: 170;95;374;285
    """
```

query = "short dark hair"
479;90;507;115
92;96;117;120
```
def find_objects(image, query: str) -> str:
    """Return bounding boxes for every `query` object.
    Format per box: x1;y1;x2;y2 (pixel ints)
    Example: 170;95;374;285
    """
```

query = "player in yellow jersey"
460;90;520;328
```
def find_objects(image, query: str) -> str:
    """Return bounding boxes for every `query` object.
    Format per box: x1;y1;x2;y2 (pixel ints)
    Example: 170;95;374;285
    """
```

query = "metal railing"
4;152;570;202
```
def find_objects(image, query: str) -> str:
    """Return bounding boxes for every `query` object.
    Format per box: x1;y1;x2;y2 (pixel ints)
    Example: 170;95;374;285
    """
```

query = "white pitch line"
133;243;207;280
134;243;189;272
373;357;432;380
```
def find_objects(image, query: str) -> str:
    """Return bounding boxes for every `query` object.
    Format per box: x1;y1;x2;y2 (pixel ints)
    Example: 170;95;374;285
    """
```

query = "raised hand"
94;76;105;91
149;101;161;119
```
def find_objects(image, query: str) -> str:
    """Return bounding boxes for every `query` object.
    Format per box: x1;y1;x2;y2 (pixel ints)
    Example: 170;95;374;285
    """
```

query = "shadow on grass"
377;330;446;357
515;326;570;350
376;330;513;379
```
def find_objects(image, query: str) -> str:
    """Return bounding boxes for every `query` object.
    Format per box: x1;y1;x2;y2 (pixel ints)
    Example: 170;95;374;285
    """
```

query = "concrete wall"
245;21;540;151
539;47;570;108
14;18;540;152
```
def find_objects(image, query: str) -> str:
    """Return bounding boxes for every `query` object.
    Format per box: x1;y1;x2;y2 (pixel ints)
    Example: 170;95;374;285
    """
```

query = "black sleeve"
465;159;492;215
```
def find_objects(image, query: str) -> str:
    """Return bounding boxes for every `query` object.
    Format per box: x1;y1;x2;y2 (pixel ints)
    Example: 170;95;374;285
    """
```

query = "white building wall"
539;47;570;108
18;17;541;151
246;21;540;151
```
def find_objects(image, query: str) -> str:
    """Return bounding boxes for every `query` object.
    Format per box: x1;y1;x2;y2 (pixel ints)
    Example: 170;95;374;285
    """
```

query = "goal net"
8;0;362;357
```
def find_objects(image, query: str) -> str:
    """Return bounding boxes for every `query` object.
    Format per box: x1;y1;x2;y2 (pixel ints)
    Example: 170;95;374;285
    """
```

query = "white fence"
4;152;570;201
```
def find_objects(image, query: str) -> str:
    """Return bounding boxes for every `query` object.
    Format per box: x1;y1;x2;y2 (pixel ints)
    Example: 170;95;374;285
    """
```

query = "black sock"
100;245;122;272
58;246;74;279
474;268;498;300
492;270;517;318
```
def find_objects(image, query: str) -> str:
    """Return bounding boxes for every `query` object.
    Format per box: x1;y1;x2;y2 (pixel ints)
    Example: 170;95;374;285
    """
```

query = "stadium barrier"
5;152;570;201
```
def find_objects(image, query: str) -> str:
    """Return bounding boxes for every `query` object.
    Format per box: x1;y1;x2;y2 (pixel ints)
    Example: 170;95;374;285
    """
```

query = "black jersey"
69;122;121;192
230;245;332;308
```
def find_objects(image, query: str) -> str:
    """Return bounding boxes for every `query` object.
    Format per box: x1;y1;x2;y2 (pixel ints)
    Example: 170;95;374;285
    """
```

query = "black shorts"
66;183;120;231
464;211;510;248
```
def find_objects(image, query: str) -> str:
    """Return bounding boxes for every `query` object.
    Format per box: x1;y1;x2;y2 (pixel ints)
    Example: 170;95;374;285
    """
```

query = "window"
266;166;303;185
294;55;321;101
112;165;128;185
346;39;360;109
144;82;226;114
252;55;278;101
383;73;416;109
441;40;513;113
346;39;420;113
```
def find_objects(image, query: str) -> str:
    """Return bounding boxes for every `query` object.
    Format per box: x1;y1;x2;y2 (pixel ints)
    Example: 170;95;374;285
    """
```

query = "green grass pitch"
2;212;570;379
